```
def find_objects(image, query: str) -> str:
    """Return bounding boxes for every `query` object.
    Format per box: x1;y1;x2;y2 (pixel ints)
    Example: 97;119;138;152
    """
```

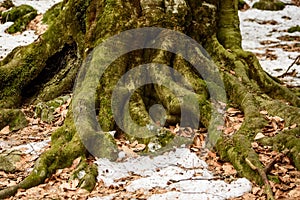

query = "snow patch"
12;139;50;154
92;148;252;200
0;0;62;59
239;5;300;86
11;0;62;14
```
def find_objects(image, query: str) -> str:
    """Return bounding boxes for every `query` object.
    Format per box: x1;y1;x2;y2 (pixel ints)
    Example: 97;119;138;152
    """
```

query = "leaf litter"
0;0;299;199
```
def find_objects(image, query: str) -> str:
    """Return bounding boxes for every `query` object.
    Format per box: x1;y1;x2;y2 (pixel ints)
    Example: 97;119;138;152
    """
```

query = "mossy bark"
0;0;299;199
0;4;37;34
253;0;285;11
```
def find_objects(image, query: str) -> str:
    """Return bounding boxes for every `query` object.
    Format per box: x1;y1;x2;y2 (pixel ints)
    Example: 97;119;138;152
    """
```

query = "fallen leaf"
122;145;138;158
130;140;138;148
70;157;81;170
222;162;237;175
260;110;268;115
227;107;241;115
288;186;300;198
273;116;284;123
254;132;265;140
132;144;146;152
290;124;297;129
0;126;10;134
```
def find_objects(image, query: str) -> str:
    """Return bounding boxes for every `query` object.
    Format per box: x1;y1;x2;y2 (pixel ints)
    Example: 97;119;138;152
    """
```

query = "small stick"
278;55;300;78
245;158;275;200
264;149;289;174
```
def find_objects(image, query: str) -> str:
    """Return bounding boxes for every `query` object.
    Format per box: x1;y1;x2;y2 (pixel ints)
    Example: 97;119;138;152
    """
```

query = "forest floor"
0;0;300;199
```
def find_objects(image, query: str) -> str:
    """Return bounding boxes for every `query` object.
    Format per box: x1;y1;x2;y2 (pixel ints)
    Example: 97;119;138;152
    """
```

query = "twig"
264;149;289;174
257;168;274;200
169;176;222;183
278;55;300;78
245;158;275;200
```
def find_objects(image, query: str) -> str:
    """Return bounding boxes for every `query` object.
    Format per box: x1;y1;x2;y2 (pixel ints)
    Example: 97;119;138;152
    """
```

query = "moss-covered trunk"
0;0;299;199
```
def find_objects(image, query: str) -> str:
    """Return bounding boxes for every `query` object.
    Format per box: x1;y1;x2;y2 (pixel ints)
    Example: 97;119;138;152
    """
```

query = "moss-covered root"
217;133;275;200
259;131;300;170
0;121;86;199
253;0;285;11
0;108;27;131
0;4;37;34
72;160;98;192
0;0;14;9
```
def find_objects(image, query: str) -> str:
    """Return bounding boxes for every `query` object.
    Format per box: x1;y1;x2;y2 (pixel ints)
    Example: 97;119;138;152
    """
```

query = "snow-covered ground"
0;0;61;59
91;148;252;200
240;0;300;86
1;0;299;199
10;0;61;14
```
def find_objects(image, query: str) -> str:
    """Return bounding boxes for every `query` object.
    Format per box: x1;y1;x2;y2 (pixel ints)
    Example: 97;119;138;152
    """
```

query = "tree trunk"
0;0;299;199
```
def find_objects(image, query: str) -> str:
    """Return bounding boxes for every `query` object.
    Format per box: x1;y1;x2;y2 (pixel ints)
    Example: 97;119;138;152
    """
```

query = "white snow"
239;2;300;86
0;0;62;59
92;148;252;200
0;22;37;59
11;139;50;154
148;178;252;200
1;0;299;85
11;0;62;14
0;1;299;198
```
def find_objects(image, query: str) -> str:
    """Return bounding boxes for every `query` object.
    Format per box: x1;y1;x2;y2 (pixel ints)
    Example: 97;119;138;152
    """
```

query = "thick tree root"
0;109;28;131
205;1;300;198
0;113;96;199
0;0;299;199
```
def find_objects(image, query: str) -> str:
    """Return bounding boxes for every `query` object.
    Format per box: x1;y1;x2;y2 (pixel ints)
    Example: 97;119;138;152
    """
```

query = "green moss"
34;95;71;123
42;2;62;25
0;0;14;9
74;0;92;33
7;10;37;34
253;0;285;11
268;175;280;184
238;0;248;10
0;4;36;22
78;163;98;191
217;0;242;50
0;154;17;173
288;25;300;33
0;109;27;131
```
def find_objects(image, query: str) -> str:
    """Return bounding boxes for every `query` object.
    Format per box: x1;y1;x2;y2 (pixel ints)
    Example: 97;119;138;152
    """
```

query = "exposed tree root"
0;0;299;199
0;112;98;199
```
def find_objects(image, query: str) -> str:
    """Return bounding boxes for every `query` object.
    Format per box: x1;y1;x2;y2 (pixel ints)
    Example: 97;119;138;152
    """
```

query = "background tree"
0;0;299;199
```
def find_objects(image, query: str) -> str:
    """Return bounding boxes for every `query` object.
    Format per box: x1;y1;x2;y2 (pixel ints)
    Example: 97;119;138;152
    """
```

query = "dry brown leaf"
271;119;279;130
227;107;241;115
207;151;216;159
251;142;259;148
289;124;297;129
122;145;138;158
273;116;284;123
70;157;82;170
222;162;237;175
288;186;300;198
252;186;261;194
190;147;200;152
260;110;268;115
0;126;10;134
223;127;234;135
193;134;203;147
132;144;146;152
130;140;139;148
254;132;266;140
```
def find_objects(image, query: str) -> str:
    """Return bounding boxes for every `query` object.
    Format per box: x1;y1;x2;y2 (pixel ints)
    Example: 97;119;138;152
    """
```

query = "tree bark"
0;0;299;199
